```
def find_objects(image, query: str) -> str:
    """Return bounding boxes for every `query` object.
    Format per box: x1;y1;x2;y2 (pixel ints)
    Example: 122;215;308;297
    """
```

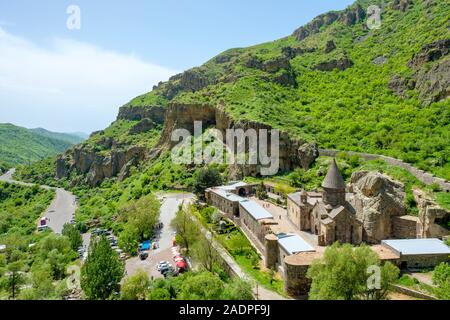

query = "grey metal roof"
239;200;273;220
278;234;315;255
322;158;346;190
382;239;450;255
218;181;248;191
212;189;246;203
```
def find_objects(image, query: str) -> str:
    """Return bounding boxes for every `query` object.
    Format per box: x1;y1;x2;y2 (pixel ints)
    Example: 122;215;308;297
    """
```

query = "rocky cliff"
56;102;319;186
350;171;406;243
414;189;450;239
153;103;319;180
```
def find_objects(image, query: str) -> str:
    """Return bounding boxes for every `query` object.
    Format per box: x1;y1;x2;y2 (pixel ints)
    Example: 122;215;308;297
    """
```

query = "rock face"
293;12;340;41
414;189;450;239
56;144;146;186
350;171;406;243
340;4;366;26
324;40;336;53
408;39;450;69
389;39;450;105
372;56;388;65
391;0;413;12
313;57;353;71
56;105;164;186
245;55;297;87
117;105;165;123
129;118;155;135
415;59;450;105
154;103;319;179
281;46;316;59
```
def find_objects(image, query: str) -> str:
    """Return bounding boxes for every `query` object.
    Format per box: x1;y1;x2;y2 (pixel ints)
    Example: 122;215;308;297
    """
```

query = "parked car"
160;265;174;275
157;261;170;271
37;225;50;232
139;252;148;261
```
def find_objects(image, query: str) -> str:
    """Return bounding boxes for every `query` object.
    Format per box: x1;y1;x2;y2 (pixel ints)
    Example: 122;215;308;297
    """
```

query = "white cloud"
0;27;178;133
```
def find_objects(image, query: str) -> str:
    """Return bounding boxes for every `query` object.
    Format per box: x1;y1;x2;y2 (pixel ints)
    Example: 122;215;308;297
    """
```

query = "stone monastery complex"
206;159;450;296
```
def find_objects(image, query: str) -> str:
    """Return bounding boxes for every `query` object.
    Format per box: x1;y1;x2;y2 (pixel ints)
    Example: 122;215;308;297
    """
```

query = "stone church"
287;159;409;246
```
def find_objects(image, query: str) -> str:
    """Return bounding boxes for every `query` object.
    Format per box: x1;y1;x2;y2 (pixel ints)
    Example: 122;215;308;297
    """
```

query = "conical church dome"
322;158;346;190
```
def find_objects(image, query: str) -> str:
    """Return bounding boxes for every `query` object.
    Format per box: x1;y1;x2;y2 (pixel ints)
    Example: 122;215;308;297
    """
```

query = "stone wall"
319;149;450;192
391;216;418;239
400;254;449;269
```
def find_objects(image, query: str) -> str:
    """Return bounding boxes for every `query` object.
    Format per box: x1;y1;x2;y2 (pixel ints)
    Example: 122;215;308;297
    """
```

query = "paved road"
125;193;194;279
0;168;77;234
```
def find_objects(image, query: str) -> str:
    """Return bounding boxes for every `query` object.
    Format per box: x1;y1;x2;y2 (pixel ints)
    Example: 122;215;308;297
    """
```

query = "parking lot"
124;193;194;280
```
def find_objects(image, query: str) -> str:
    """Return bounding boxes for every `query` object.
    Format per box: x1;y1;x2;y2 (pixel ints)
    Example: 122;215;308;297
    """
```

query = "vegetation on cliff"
127;0;450;180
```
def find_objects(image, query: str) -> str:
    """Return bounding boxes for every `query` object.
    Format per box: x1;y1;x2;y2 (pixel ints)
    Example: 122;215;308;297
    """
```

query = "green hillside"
29;128;86;145
124;0;450;179
0;123;84;166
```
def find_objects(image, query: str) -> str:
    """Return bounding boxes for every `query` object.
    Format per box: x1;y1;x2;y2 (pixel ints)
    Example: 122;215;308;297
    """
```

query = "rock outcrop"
129;118;156;135
389;39;450;105
313;57;353;71
408;39;450;69
350;171;406;243
414;189;450;239
391;0;413;12
293;11;340;41
415;59;450;105
117;105;165;123
324;40;336;53
281;46;316;59
56;144;146;186
244;55;297;87
154;103;319;179
56;105;165;186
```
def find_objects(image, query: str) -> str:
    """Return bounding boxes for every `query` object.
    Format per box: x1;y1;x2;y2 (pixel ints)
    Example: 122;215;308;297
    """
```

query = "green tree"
307;243;399;300
81;236;124;300
222;278;254;300
193;235;219;273
433;262;450;300
4;261;25;299
178;272;224;300
118;225;140;255
120;269;150;300
37;234;75;280
171;206;199;255
62;223;83;251
119;194;161;240
148;287;171;300
193;167;223;201
255;182;268;200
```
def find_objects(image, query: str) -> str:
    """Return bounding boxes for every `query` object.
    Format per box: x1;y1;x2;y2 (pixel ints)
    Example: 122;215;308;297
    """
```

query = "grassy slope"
0;124;81;166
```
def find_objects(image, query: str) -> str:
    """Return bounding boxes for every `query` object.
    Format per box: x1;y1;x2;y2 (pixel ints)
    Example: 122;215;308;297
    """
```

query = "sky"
0;0;354;134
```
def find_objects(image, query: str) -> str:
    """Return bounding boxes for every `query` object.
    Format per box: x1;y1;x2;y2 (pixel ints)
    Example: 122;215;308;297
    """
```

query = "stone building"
287;159;416;245
288;159;363;246
382;239;450;269
239;200;274;243
205;181;254;216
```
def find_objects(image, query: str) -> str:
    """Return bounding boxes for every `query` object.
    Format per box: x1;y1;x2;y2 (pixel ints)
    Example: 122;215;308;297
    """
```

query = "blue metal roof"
239;200;273;220
278;234;315;255
382;239;450;255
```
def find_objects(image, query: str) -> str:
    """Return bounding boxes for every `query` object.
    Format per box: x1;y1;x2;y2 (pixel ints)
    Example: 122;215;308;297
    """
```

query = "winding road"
0;168;77;234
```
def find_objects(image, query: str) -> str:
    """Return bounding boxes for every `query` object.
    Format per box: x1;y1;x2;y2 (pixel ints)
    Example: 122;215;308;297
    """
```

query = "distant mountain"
68;132;90;140
0;123;85;166
30;128;86;145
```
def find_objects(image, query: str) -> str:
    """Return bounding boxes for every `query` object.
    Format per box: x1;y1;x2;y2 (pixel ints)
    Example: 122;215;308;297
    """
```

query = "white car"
157;261;170;271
